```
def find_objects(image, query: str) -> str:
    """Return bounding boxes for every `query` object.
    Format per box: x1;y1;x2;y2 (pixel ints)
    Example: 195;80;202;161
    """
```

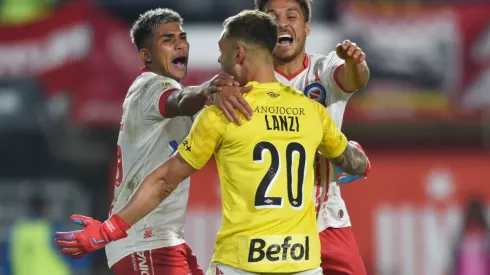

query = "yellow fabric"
178;81;347;273
10;219;71;275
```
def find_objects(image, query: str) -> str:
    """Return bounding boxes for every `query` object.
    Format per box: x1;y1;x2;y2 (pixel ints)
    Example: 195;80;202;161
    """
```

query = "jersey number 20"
253;141;306;209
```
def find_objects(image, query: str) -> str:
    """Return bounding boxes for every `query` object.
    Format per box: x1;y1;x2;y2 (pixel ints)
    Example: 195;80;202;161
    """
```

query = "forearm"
176;85;208;116
165;83;209;118
343;61;369;91
116;170;178;225
330;142;368;175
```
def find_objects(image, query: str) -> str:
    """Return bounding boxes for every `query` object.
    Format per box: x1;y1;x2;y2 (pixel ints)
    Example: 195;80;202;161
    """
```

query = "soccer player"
53;10;371;275
255;0;370;274
54;8;253;275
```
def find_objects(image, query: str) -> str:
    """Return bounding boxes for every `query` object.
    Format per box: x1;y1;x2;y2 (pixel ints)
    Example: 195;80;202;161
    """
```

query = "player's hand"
54;214;130;258
203;73;254;125
336;40;365;64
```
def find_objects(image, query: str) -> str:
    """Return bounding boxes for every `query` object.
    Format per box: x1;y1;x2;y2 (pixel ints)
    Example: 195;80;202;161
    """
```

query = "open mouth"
172;56;187;68
277;33;293;46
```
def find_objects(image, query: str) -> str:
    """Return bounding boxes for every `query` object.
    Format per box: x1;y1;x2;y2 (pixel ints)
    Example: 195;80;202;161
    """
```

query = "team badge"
304;83;327;106
338;209;344;219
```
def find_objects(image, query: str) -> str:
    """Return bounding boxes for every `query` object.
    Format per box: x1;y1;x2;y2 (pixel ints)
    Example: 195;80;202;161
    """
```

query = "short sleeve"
317;52;354;100
313;101;348;159
178;106;225;170
139;75;182;120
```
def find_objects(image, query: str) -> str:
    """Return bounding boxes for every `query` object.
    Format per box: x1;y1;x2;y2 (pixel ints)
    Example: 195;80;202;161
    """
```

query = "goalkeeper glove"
54;214;130;258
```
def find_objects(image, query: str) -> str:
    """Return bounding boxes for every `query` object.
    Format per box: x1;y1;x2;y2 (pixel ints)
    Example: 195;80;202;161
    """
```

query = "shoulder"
145;74;182;90
191;106;229;135
195;105;227;124
130;73;181;94
305;95;327;116
278;83;305;98
307;52;340;69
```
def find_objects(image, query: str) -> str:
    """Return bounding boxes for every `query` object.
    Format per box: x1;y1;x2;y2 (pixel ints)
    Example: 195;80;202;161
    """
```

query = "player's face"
264;0;310;62
218;34;239;78
148;22;189;81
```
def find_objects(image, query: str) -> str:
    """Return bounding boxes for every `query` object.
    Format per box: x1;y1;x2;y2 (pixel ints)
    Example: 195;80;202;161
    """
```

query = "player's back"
210;81;332;273
106;71;193;267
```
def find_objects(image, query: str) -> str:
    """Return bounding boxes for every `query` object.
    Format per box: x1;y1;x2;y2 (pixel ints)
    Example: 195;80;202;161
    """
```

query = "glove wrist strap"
102;214;131;241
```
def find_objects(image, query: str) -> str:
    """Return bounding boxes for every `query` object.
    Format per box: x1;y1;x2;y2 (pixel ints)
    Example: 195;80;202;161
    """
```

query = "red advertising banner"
184;148;490;275
3;2;486;127
339;3;490;123
0;1;140;126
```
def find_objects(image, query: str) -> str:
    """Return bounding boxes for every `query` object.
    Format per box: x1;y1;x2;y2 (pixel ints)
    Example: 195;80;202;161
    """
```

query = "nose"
277;15;289;29
175;39;187;50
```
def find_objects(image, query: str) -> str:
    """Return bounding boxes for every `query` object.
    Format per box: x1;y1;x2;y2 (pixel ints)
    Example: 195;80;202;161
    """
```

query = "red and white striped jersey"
275;52;356;230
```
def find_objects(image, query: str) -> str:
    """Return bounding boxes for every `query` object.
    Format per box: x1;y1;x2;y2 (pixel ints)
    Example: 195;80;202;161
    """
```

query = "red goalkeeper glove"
54;214;130;258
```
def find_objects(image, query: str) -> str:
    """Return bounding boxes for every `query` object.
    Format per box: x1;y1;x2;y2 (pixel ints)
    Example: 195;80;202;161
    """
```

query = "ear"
139;48;152;63
235;44;246;65
305;22;311;37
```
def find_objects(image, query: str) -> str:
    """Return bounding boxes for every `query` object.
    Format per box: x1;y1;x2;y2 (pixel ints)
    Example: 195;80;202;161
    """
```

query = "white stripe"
149;249;155;275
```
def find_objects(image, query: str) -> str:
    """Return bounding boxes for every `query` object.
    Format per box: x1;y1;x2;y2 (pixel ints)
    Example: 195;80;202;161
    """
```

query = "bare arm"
164;73;253;120
164;85;208;117
335;40;370;92
329;142;369;176
337;61;370;91
116;153;196;226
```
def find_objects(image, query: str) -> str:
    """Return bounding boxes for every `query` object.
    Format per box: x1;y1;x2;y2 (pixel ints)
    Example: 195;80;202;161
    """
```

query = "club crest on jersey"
304;83;327;106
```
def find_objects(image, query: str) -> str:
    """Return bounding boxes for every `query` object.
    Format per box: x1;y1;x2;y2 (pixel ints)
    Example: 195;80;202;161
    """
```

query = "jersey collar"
245;81;283;88
140;66;151;74
274;54;309;81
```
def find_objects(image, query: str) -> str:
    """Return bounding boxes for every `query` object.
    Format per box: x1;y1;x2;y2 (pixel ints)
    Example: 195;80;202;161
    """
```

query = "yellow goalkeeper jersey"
178;81;347;273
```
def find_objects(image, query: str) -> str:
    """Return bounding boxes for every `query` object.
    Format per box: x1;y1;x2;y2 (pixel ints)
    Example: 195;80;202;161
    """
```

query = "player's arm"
118;107;224;224
315;103;371;176
332;40;370;93
329;141;370;176
116;153;196;225
164;73;253;123
54;107;225;258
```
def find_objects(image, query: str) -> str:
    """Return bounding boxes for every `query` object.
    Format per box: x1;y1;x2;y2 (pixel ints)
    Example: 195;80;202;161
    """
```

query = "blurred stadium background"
0;0;489;274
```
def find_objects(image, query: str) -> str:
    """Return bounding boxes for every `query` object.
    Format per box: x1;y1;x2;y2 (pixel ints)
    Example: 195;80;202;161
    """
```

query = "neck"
242;60;277;85
274;52;307;77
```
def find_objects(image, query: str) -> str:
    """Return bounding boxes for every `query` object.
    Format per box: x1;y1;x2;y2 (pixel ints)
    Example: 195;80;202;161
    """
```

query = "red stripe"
314;62;321;83
158;88;179;118
325;157;330;197
140;66;151;73
314;153;321;215
333;63;356;94
275;54;310;81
